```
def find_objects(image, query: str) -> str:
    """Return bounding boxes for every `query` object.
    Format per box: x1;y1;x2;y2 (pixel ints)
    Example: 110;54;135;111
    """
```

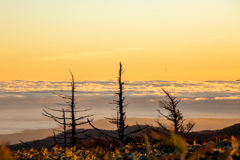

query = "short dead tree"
156;88;195;136
42;70;93;148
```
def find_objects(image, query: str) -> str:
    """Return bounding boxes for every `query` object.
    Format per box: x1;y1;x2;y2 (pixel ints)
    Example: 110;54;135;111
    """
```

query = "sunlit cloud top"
1;80;240;100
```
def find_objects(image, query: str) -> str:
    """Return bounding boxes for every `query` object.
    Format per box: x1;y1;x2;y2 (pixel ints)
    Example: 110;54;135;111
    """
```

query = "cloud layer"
1;80;240;100
1;80;240;134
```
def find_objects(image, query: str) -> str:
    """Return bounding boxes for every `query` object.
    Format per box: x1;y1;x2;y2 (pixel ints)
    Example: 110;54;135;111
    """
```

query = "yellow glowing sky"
0;0;240;81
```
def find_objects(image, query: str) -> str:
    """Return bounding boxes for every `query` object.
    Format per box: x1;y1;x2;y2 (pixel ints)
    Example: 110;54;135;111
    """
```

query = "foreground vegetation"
1;131;240;160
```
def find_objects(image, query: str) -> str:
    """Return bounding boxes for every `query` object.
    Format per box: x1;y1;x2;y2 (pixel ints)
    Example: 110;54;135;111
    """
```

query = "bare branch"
87;118;117;139
75;108;92;112
125;125;147;137
76;129;88;134
42;109;72;120
75;114;94;121
19;140;33;149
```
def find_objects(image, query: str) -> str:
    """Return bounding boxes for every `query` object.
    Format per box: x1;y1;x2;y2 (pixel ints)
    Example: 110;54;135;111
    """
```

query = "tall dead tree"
107;62;127;144
157;88;195;136
43;70;93;147
88;62;144;146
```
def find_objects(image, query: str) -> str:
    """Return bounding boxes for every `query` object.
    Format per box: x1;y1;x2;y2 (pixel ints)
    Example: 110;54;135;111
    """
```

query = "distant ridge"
190;123;240;140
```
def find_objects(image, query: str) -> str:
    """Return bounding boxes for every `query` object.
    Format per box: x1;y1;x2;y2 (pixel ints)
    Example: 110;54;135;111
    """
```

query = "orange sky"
0;0;240;81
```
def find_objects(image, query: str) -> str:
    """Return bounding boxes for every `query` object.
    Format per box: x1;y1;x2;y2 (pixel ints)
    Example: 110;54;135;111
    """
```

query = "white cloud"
114;47;151;51
208;35;229;39
195;97;212;101
215;96;240;100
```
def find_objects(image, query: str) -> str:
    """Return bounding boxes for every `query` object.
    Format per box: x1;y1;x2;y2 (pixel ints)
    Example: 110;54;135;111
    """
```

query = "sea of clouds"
1;80;240;134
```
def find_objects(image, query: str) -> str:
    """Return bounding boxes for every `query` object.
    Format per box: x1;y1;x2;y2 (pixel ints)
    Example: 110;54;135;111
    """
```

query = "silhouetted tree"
157;88;195;136
42;70;93;148
88;62;144;146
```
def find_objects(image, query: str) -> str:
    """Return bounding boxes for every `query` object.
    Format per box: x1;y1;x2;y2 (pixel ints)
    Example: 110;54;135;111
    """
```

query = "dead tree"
88;62;144;146
157;88;195;136
42;70;93;148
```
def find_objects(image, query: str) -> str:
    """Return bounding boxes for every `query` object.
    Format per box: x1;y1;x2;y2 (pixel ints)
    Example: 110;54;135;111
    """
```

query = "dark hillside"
9;125;148;151
9;123;240;151
190;123;240;140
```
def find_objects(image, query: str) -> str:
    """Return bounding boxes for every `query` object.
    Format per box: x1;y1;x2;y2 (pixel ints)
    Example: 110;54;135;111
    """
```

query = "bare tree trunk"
70;71;76;147
119;62;125;145
62;109;67;149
